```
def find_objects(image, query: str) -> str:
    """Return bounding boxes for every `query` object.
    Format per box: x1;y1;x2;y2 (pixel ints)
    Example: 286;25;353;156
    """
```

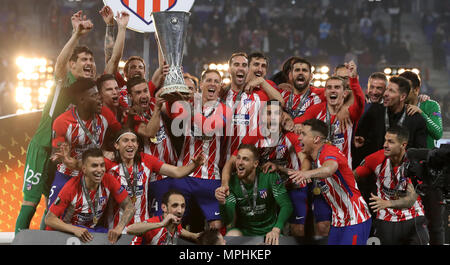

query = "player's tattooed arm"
109;196;135;243
387;183;418;209
100;5;115;65
105;11;129;74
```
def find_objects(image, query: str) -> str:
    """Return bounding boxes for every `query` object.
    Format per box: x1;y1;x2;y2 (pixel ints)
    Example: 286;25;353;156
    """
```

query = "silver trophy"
152;11;191;101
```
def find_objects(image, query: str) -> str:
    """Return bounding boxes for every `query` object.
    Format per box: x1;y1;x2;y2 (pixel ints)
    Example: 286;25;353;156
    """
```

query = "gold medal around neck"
131;196;137;204
93;216;98;225
313;186;321;196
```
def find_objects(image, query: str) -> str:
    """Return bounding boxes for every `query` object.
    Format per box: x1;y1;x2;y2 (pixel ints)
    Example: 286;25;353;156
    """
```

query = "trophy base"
159;85;192;102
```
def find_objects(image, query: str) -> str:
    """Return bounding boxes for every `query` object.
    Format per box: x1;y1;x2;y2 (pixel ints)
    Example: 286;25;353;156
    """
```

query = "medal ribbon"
382;156;407;198
312;145;325;193
81;176;101;224
75;108;100;147
384;107;406;130
239;174;259;216
287;88;311;117
121;163;139;200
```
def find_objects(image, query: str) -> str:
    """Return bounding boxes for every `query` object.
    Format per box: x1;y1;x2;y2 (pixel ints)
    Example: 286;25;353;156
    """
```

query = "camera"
405;144;450;201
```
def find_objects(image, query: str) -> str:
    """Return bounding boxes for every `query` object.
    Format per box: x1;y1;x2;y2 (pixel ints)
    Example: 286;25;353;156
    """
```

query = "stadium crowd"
0;0;448;245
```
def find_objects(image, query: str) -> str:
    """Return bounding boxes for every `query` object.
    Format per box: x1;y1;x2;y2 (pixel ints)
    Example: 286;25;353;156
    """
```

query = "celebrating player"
215;144;293;245
353;126;428;245
289;119;371;245
127;190;199;245
45;148;135;244
49;78;122;207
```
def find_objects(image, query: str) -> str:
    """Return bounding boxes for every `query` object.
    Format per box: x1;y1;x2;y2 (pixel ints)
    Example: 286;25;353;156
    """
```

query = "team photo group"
13;3;447;246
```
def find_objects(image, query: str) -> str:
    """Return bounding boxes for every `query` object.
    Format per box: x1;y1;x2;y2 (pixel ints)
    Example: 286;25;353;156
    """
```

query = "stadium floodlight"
309;64;330;87
320;66;329;74
15;56;54;114
382;66;421;79
206;62;231;85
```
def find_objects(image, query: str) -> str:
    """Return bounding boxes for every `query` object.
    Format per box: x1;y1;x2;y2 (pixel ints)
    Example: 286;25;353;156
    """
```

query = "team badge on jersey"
117;186;125;195
259;189;267;199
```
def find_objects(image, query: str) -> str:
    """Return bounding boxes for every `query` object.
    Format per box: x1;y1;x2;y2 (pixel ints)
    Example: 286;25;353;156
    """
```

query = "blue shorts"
312;193;332;223
328;218;372;245
170;177;221;222
48;171;72;207
288;187;308;224
148;178;173;216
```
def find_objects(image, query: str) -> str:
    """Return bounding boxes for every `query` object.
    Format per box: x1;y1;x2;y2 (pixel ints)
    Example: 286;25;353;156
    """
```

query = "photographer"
353;126;429;245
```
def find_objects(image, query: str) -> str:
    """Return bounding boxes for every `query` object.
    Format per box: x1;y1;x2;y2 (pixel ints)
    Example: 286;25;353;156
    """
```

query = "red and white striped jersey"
177;101;230;180
52;106;121;176
235;129;305;188
294;78;365;168
130;216;183;245
296;102;355;167
221;88;269;160
105;153;164;229
355;150;425;222
126;101;178;180
280;86;325;118
46;173;128;229
234;129;301;168
315;144;371;227
114;72;157;109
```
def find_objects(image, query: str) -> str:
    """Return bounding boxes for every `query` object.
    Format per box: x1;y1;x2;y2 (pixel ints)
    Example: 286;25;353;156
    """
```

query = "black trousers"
373;216;429;245
422;188;446;245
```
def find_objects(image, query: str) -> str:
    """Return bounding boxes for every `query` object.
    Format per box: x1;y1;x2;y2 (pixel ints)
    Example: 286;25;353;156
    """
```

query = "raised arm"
100;5;115;65
54;11;93;81
104;11;130;74
138;97;165;138
245;77;285;106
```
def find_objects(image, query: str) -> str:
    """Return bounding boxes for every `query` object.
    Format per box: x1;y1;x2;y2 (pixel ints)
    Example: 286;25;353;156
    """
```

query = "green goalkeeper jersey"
419;99;443;148
220;168;293;236
31;71;76;148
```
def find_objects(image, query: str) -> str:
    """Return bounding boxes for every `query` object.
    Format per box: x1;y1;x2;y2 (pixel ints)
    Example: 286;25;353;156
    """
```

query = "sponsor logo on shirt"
117;186;125;195
432;112;441;117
